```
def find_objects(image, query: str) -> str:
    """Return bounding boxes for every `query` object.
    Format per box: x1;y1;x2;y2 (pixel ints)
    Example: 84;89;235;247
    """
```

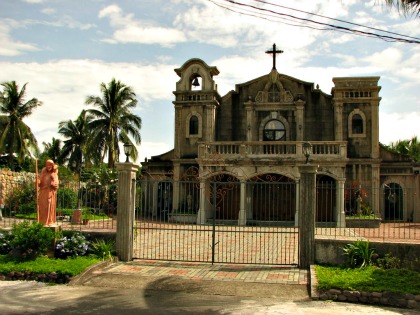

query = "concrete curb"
69;257;118;286
309;265;319;300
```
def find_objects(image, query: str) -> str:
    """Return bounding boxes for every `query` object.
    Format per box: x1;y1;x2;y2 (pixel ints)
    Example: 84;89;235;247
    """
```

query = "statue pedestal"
72;209;82;224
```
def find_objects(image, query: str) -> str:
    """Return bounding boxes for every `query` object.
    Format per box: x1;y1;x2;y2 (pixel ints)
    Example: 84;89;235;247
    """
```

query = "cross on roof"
265;43;284;70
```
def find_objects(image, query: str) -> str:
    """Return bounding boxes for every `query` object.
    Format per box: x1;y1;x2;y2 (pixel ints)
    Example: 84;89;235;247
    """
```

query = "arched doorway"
384;183;404;221
157;181;173;220
208;173;240;220
249;174;295;222
316;175;336;222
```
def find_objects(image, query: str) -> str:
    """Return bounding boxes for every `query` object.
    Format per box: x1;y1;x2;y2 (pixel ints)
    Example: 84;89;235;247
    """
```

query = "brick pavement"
96;259;308;285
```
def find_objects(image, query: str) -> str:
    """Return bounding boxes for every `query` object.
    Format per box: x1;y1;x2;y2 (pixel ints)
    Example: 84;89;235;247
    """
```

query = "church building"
140;45;420;226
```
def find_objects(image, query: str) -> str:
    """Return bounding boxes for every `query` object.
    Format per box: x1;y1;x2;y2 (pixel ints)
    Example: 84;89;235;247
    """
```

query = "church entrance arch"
208;173;240;220
157;181;173;220
249;173;295;222
316;175;336;222
384;183;404;221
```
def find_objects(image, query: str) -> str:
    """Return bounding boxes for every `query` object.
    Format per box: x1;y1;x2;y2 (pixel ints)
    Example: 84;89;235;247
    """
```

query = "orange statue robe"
38;167;59;225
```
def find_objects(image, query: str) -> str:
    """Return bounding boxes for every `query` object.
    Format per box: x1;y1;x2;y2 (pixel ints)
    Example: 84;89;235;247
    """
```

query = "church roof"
174;58;220;77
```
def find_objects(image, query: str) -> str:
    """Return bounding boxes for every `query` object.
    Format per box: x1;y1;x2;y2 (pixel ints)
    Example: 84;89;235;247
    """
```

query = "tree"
384;0;420;16
0;81;41;170
385;136;420;161
85;78;142;168
58;110;93;172
41;137;62;165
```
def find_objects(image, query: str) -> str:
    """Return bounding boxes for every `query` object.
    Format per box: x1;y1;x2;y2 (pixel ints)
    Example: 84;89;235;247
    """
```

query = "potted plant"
82;210;93;225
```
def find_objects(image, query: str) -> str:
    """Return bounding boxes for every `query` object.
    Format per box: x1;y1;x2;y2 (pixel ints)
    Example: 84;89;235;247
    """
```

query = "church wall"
343;102;374;158
217;93;234;141
303;91;334;141
142;58;420;223
178;105;203;158
380;174;420;222
219;75;335;143
232;90;246;141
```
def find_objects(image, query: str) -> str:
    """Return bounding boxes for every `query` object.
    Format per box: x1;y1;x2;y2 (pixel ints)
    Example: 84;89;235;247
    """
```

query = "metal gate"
134;178;298;265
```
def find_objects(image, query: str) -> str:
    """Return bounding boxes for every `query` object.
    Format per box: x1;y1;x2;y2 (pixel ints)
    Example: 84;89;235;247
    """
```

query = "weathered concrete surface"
1;274;419;315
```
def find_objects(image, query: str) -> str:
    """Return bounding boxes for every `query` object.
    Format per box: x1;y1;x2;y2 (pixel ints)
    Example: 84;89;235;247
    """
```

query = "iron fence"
1;172;418;265
134;179;299;265
315;184;419;243
0;175;116;231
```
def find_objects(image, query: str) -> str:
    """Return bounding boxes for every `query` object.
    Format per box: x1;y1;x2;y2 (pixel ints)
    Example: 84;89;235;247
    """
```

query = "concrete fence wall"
315;238;420;265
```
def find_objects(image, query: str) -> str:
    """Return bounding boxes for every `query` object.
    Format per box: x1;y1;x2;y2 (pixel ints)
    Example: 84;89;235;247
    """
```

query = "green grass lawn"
15;209;110;221
0;255;101;277
316;265;420;295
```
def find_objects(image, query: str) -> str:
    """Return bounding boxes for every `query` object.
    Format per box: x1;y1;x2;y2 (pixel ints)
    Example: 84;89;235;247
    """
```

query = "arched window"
352;114;363;134
263;120;285;141
189;115;199;135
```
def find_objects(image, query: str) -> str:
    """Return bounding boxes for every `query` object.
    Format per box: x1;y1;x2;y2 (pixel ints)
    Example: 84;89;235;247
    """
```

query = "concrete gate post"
298;164;317;269
116;162;139;262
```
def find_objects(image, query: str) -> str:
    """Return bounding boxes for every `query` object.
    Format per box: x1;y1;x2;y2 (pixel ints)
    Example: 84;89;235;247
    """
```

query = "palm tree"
0;81;41;170
58;110;94;172
41;137;62;165
85;78;142;168
384;0;420;16
386;136;420;161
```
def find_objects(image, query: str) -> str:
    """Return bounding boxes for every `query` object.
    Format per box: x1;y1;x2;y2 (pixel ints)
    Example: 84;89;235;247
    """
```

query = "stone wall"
0;169;36;201
315;238;420;266
317;288;420;309
310;265;420;309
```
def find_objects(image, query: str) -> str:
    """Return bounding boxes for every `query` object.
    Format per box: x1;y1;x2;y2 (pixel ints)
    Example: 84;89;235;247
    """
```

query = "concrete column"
336;179;346;228
371;102;380;159
334;102;343;141
238;181;246;226
245;102;254;141
172;163;181;211
294;179;300;227
298;164;317;269
116;162;139;262
197;179;207;224
371;165;380;217
295;103;304;141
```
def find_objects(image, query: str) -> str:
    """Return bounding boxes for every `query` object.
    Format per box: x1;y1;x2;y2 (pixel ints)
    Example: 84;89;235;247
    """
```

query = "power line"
254;0;420;42
208;0;420;44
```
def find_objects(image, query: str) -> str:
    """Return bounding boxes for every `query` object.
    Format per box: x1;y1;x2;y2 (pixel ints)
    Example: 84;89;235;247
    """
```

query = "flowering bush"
0;231;13;255
10;221;55;259
55;232;90;259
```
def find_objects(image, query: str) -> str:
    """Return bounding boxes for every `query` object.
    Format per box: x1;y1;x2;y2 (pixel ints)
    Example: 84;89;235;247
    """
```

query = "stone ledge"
345;218;381;228
310;265;420;309
318;288;420;309
0;258;117;285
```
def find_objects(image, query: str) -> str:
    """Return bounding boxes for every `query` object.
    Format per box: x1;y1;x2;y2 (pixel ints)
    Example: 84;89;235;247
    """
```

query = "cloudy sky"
1;0;419;163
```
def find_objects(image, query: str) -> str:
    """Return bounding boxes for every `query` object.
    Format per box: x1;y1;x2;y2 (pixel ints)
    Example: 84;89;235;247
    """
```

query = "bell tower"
173;59;221;159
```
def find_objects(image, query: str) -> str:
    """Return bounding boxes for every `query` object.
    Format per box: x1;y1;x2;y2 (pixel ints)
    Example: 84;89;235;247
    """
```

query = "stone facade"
141;54;420;225
0;168;36;203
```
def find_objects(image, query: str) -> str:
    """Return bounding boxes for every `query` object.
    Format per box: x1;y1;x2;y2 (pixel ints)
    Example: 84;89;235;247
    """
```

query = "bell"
192;77;200;87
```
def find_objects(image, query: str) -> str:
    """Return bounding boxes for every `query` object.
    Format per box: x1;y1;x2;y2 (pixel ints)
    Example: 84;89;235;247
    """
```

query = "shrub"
55;232;90;259
6;182;37;215
0;231;13;255
9;221;55;259
57;187;77;209
342;239;375;268
89;239;116;260
377;253;401;269
403;258;420;272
